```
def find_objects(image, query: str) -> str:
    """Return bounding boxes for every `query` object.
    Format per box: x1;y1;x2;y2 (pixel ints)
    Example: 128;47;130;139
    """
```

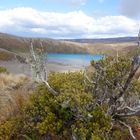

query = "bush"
1;56;140;139
0;66;8;73
0;72;111;140
0;119;17;140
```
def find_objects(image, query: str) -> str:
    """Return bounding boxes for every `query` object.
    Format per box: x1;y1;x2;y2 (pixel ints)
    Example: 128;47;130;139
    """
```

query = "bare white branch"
119;121;137;140
29;40;58;96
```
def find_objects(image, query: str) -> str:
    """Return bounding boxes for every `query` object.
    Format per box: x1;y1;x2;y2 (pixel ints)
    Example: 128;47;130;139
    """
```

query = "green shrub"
23;82;111;139
0;72;111;139
0;66;8;73
0;119;17;140
1;55;139;139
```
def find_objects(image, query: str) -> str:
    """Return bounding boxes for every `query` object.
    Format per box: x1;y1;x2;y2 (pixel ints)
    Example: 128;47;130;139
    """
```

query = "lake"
47;53;102;67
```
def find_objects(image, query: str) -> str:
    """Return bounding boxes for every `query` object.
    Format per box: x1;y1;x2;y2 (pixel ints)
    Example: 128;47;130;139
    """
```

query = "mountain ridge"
63;37;137;44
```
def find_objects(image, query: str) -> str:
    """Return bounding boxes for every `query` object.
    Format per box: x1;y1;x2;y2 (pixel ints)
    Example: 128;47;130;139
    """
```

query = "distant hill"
63;37;137;44
0;32;138;59
0;32;88;54
0;48;26;62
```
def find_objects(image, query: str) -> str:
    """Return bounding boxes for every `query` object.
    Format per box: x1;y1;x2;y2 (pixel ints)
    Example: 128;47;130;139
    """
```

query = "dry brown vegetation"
135;67;140;79
0;73;32;121
0;50;15;61
0;73;28;89
86;42;137;56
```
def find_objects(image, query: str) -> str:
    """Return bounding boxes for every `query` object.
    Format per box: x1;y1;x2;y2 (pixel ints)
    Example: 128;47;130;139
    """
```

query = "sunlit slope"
0;32;137;56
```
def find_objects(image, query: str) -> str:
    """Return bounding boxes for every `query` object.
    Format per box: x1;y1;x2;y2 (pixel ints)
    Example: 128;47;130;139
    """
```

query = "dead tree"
84;29;140;140
29;40;58;96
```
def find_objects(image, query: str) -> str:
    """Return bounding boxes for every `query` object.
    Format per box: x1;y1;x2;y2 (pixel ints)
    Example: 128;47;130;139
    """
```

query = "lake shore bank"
0;60;84;76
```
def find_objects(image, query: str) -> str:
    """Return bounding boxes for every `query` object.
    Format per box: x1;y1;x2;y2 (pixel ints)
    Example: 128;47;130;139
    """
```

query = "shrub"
1;55;140;139
23;80;111;139
0;72;111;140
0;119;17;140
0;66;8;73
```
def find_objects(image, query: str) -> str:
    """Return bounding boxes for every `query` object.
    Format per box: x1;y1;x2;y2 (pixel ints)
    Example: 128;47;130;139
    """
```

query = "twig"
119;121;137;140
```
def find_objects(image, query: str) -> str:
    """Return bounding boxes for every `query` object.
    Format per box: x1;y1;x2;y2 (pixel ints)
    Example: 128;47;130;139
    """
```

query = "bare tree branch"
116;109;140;117
29;40;58;96
119;121;137;140
85;28;140;138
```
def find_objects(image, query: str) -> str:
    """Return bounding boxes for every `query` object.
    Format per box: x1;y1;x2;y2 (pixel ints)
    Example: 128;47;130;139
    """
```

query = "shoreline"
0;60;84;76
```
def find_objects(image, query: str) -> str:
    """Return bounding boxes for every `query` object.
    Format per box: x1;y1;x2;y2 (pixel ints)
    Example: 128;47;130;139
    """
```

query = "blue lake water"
47;53;102;67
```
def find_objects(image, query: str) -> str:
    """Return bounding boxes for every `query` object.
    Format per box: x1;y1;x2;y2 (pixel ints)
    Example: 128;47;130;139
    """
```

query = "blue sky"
0;0;118;15
0;0;140;38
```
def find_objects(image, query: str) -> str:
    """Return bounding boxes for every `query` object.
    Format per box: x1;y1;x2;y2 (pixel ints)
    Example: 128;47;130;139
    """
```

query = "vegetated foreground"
0;55;140;140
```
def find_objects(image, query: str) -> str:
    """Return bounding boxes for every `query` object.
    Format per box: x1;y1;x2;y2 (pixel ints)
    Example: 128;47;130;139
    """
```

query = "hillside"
0;33;88;54
87;42;137;56
0;32;138;58
64;37;137;44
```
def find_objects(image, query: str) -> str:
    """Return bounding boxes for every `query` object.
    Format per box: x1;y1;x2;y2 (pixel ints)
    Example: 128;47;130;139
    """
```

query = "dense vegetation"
0;56;140;140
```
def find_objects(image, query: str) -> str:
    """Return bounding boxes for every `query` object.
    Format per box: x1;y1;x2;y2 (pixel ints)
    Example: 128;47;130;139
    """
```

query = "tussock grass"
0;89;30;121
135;67;140;79
0;73;30;121
0;73;28;90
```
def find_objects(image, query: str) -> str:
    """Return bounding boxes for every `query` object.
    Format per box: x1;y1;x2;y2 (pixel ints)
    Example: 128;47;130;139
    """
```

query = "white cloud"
0;7;139;38
120;0;140;18
44;0;87;6
92;10;106;17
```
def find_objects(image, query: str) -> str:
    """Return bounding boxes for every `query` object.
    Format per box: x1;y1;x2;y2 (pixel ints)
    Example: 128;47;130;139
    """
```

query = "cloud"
0;7;139;38
120;0;140;18
92;10;107;17
45;0;87;6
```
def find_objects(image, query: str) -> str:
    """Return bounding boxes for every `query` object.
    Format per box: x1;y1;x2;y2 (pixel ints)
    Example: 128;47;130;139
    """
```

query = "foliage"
0;72;111;140
88;56;140;139
89;56;140;110
23;72;111;139
0;119;16;140
1;56;140;139
0;66;8;73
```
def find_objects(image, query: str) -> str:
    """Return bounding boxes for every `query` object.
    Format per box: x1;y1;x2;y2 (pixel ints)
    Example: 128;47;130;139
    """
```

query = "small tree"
29;40;58;96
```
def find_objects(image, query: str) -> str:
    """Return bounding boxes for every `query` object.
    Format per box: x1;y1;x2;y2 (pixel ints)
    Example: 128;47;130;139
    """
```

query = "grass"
135;67;140;79
0;73;30;121
0;73;28;89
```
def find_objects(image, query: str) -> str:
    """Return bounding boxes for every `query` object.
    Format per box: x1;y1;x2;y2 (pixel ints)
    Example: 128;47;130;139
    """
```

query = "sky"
0;0;140;39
